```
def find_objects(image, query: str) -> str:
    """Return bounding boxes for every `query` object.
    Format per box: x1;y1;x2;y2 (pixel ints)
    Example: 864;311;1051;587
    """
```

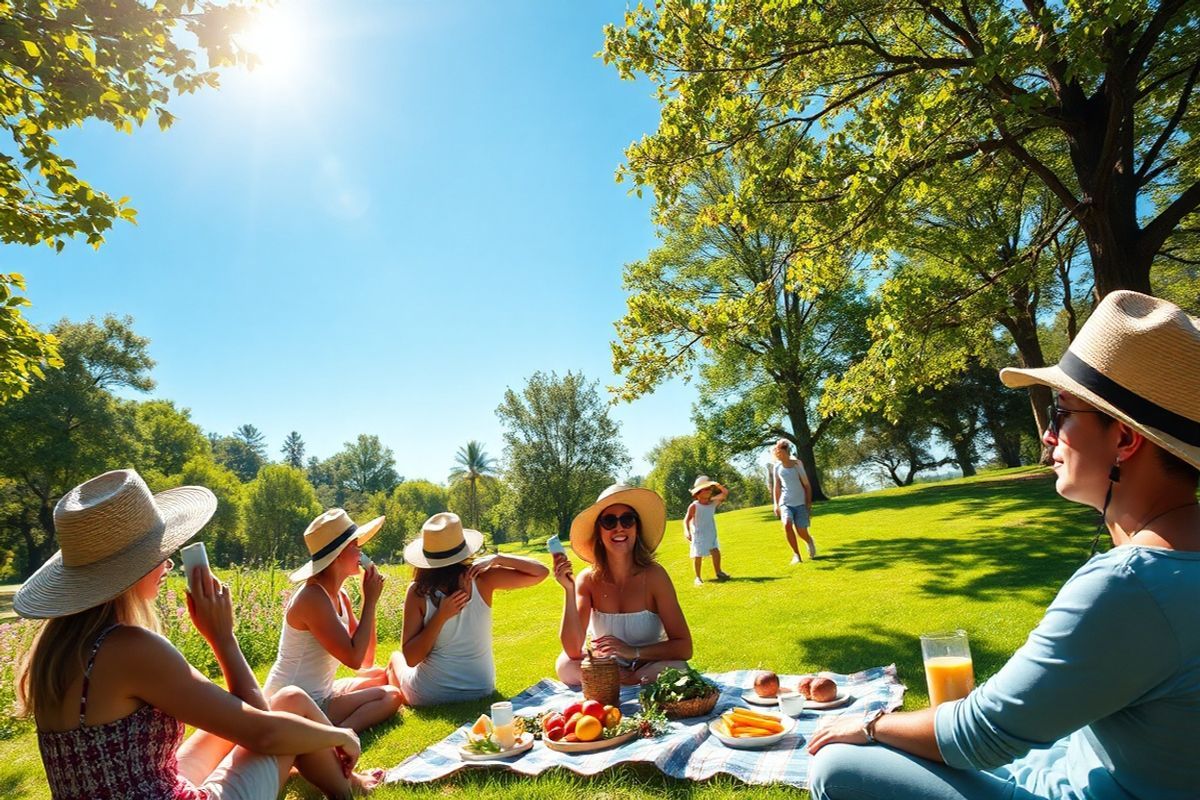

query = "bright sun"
235;5;307;82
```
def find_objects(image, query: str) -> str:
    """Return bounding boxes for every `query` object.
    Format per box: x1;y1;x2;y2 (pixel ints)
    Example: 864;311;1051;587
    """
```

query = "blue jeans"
809;744;1041;800
783;504;810;527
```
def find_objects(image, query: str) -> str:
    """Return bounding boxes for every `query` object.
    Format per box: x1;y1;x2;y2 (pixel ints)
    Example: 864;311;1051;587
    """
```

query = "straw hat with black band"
1000;290;1200;470
690;476;721;496
569;484;666;564
404;512;484;568
289;508;385;582
14;469;217;620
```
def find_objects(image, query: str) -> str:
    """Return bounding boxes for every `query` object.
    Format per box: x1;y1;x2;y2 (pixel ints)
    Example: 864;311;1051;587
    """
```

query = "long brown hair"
15;589;159;720
411;558;474;599
591;516;656;584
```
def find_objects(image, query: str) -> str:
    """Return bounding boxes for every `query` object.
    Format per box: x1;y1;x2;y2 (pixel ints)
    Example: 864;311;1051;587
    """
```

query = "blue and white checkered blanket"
385;665;905;789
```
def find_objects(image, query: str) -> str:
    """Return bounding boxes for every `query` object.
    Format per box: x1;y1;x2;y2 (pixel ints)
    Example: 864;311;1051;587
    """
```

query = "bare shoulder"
104;625;187;672
644;562;675;591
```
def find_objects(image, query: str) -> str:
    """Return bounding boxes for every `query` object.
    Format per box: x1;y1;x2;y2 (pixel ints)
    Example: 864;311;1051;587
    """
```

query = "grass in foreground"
1;467;1096;798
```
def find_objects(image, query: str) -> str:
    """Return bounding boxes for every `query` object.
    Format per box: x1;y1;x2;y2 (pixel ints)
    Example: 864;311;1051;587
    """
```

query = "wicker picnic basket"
660;690;719;719
580;651;620;707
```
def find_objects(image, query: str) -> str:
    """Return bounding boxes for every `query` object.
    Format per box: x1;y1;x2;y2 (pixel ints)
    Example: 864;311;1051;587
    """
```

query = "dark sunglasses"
1046;402;1105;437
598;511;639;531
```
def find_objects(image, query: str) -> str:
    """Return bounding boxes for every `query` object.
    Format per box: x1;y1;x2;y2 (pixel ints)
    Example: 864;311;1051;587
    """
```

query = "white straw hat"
1001;290;1200;469
690;475;721;496
289;508;385;582
14;469;216;619
403;512;484;568
568;484;666;563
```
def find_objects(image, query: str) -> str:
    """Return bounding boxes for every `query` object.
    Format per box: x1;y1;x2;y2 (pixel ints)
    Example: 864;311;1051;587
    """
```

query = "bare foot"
351;768;385;796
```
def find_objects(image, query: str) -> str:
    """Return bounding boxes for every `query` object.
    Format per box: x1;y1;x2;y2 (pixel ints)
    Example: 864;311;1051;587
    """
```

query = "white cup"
778;690;806;717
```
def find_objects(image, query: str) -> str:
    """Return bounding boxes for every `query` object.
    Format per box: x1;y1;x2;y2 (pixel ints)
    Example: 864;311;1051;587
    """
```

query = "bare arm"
125;629;356;756
683;504;696;538
290;582;378;670
473;554;550;604
341;589;377;668
712;484;730;506
186;567;268;711
401;582;467;667
556;558;591;659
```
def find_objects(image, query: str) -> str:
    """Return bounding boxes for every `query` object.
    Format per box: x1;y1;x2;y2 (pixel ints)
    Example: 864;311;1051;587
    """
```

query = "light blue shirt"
935;545;1200;799
775;461;808;506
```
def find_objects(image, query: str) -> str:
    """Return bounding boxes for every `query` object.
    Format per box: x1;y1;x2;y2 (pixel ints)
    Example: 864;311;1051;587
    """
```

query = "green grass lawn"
0;467;1098;799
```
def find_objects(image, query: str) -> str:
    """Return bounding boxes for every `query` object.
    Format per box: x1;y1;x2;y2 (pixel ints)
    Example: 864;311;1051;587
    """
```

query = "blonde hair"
773;438;793;461
15;588;159;720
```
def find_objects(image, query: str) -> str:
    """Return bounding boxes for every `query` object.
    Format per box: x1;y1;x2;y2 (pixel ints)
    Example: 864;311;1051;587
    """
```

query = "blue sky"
7;0;704;482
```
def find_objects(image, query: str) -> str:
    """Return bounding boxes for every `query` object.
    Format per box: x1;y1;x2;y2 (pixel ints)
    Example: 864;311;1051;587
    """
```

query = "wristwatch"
862;709;886;744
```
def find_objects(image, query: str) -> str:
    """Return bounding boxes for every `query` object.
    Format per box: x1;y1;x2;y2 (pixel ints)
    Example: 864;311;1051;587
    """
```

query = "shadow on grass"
718;575;782;585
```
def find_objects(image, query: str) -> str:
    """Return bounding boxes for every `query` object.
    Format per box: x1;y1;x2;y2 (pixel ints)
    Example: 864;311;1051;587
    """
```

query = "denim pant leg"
810;744;1037;800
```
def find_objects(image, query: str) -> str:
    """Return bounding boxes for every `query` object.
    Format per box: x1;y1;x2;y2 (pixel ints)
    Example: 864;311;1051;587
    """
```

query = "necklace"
1125;501;1200;543
1091;500;1199;556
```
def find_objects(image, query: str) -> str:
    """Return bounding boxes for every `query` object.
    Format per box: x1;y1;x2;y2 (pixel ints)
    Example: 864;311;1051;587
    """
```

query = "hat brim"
690;481;720;496
569;487;666;564
1001;365;1200;470
289;515;387;583
14;486;217;619
403;527;485;569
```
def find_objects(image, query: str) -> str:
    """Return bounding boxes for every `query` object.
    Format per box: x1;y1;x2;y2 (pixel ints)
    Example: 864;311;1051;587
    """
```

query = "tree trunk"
1000;307;1053;461
783;395;828;501
948;437;977;478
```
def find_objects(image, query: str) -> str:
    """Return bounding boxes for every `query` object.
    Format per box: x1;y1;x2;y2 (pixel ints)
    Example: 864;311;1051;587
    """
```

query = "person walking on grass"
263;508;403;733
808;291;1200;800
684;476;730;585
772;438;816;563
15;469;382;800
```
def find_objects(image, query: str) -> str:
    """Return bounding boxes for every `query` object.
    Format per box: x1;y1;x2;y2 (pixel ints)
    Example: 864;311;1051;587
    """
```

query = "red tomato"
581;700;605;720
563;702;583;719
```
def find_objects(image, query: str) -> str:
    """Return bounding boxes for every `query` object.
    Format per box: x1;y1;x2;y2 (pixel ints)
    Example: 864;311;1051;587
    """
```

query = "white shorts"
199;748;282;800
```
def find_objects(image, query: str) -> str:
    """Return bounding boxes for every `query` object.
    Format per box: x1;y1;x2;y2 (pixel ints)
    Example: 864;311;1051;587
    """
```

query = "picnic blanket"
386;664;905;789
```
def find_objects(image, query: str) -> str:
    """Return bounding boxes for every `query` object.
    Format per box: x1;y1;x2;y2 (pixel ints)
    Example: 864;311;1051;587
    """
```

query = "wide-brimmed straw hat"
690;475;721;496
289;508;385;582
14;469;216;619
568;484;666;563
403;512;484;568
1001;290;1200;469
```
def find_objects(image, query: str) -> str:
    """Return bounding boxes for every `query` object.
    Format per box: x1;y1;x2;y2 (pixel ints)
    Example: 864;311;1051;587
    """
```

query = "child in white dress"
684;476;730;585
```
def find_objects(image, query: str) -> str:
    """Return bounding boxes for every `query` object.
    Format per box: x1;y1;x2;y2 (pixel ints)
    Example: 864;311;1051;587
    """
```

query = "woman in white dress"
554;485;693;686
386;512;548;706
683;475;730;585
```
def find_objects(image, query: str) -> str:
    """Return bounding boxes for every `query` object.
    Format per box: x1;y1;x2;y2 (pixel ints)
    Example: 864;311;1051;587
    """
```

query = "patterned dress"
37;625;210;800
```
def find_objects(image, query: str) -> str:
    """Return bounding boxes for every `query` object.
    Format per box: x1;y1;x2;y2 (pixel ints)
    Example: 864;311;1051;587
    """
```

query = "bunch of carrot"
714;707;786;738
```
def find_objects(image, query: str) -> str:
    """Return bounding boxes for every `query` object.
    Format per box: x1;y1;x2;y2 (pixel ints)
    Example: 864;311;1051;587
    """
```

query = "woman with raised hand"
555;484;693;686
808;291;1200;800
263;508;403;732
15;469;381;800
386;512;548;706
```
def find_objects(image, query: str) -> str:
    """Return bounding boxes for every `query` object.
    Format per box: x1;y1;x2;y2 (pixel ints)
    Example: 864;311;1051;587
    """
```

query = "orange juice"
924;656;975;706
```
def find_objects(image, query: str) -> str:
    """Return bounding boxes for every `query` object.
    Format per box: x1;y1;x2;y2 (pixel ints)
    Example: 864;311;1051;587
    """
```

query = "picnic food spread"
714;706;786;738
638;666;720;718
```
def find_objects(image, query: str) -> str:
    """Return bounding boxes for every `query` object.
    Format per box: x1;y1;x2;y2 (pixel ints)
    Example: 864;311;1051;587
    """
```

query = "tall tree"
175;455;245;565
0;315;151;575
604;1;1200;297
497;371;630;537
613;157;871;500
644;434;737;518
135;400;210;478
448;440;496;531
243;464;321;565
0;2;261;390
337;434;400;496
233;424;268;460
364;480;449;561
210;434;265;483
281;431;306;469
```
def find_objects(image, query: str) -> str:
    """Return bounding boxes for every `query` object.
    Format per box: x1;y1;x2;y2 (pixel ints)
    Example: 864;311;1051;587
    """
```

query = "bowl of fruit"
525;699;668;754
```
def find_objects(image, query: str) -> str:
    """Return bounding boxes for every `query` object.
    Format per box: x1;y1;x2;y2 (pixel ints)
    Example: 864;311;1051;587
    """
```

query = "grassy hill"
0;467;1098;799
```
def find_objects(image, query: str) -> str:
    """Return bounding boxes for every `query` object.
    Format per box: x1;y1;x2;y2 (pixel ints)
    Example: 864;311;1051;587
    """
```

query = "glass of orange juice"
920;630;975;706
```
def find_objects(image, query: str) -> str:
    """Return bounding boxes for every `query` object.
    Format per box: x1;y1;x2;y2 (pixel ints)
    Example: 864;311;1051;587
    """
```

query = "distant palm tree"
449;441;496;530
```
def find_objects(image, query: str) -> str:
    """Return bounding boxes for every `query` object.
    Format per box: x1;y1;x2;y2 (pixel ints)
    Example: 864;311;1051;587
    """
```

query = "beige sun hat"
1001;290;1200;469
568;484;666;563
289;508;385;582
403;512;484;568
690;475;721;496
14;469;217;619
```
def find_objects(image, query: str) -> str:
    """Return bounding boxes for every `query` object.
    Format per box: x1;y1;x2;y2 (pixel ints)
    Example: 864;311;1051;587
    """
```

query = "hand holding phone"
179;542;210;595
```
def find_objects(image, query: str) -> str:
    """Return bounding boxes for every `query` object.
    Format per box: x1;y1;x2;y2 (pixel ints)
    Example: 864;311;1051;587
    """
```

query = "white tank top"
690;501;717;538
263;585;350;701
397;579;495;706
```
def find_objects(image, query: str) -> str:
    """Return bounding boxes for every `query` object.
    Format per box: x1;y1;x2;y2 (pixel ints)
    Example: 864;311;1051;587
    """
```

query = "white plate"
805;692;852;710
708;710;796;749
458;732;534;761
741;690;778;706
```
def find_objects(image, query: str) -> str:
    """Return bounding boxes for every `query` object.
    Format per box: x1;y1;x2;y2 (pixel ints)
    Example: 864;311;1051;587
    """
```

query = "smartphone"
179;542;210;594
546;536;565;556
359;551;373;570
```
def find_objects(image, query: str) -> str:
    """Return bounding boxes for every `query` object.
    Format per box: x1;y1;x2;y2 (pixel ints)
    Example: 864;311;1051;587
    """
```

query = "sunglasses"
1046;402;1106;438
598;511;639;531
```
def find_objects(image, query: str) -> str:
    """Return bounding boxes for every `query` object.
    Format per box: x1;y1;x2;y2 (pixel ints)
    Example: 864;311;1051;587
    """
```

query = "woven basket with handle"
660;690;719;719
580;650;620;707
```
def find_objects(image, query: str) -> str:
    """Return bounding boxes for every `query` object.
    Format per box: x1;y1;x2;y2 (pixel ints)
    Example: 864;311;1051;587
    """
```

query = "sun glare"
236;5;308;83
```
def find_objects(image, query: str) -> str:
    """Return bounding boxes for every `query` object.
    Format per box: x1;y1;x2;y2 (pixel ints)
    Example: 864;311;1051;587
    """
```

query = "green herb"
463;735;502;754
638;666;718;711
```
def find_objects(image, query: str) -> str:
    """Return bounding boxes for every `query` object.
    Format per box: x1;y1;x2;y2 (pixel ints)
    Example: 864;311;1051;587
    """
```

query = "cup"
920;630;975;706
778;690;805;717
359;551;372;570
490;701;515;749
